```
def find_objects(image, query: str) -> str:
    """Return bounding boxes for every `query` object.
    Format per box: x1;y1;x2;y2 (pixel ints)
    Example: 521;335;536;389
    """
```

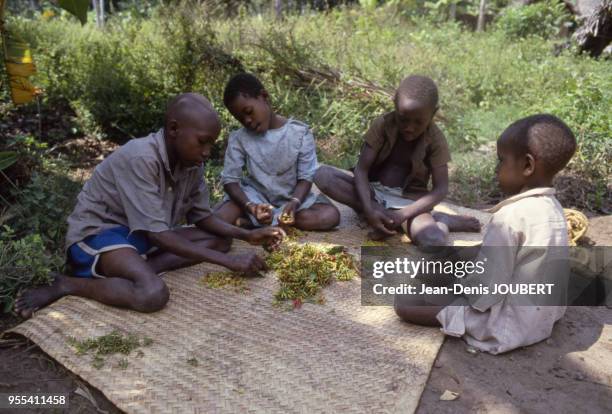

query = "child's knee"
314;166;333;191
214;200;242;223
394;298;442;326
215;236;233;253
414;226;447;249
394;301;412;323
394;294;416;322
323;205;341;229
133;279;169;313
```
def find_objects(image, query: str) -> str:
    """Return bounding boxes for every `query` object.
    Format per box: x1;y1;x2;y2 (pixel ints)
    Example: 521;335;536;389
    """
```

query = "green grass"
1;3;610;312
6;4;607;209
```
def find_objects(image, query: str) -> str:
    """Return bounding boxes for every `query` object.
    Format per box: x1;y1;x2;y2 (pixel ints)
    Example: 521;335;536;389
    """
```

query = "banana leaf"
0;0;89;104
0;151;18;171
58;0;89;25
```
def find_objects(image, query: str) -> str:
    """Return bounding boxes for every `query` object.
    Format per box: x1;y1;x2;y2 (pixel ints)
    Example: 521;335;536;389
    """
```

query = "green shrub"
9;2;241;142
0;227;58;313
0;158;81;313
3;5;609;212
495;0;573;39
8;168;81;248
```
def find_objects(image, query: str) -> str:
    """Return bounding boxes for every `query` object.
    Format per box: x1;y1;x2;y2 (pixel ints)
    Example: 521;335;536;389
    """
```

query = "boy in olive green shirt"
315;75;480;247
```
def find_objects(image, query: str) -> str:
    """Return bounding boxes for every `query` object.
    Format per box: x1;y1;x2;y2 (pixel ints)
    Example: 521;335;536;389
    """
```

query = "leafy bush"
3;4;610;212
495;0;573;39
9;2;241;142
8;168;81;247
0;227;58;313
0;159;81;313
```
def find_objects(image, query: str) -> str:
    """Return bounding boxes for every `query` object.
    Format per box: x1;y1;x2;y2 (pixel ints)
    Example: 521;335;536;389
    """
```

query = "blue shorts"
68;226;155;278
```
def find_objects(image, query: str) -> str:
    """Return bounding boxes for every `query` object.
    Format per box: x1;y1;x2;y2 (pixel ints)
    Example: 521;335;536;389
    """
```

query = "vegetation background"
0;0;610;312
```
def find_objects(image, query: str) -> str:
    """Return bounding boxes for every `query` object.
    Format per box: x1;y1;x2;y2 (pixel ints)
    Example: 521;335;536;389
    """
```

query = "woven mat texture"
9;201;488;413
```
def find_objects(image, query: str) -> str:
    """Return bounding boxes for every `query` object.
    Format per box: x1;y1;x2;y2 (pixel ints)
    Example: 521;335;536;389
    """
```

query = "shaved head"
164;93;221;168
500;114;576;175
165;93;220;129
395;75;439;110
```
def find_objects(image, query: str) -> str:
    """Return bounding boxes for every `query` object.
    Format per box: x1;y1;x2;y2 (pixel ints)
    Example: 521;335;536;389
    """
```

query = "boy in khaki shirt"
14;93;283;318
315;75;480;247
395;114;577;354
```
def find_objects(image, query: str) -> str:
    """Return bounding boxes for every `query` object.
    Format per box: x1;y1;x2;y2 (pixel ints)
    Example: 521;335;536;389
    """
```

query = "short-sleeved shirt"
65;129;212;251
436;187;569;354
220;119;319;207
363;112;451;193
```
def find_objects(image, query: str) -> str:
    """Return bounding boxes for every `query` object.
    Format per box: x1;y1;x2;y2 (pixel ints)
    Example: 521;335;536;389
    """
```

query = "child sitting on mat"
215;73;340;231
394;114;577;354
314;75;480;248
14;93;283;318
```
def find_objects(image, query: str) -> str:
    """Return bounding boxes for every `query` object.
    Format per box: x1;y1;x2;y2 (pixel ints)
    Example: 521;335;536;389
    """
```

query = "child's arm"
354;143;395;235
389;164;449;226
147;229;268;274
221;134;273;224
280;128;316;224
463;220;518;311
195;214;284;246
185;170;282;245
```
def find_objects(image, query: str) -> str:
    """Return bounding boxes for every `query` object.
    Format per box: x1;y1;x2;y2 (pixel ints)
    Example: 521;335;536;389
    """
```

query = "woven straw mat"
9;201;489;414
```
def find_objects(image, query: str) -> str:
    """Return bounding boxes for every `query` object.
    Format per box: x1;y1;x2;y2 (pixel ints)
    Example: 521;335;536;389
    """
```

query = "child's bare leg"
432;211;481;232
14;248;169;318
394;294;442;326
146;227;231;273
214;200;247;226
294;203;340;231
315;165;390;237
14;228;232;318
314;166;371;212
409;212;449;247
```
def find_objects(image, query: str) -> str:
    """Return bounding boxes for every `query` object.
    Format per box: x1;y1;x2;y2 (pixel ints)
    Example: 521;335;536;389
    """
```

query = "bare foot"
14;273;68;319
433;212;481;233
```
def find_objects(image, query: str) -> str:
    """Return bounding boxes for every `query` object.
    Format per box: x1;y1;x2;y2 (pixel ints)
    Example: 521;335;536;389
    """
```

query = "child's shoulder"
112;130;160;164
492;190;566;234
425;121;447;144
498;192;562;216
372;111;395;130
364;112;396;143
285;118;311;135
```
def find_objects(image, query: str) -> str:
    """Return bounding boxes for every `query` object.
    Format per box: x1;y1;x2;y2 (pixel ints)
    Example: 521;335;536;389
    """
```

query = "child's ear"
260;89;270;103
167;119;179;138
523;153;536;177
431;106;439;119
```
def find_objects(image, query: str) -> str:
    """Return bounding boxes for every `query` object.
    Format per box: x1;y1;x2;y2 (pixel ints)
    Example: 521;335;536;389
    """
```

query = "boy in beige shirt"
395;114;577;354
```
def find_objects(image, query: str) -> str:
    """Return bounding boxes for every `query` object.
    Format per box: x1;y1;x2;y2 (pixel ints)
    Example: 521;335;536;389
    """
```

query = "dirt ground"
1;216;611;414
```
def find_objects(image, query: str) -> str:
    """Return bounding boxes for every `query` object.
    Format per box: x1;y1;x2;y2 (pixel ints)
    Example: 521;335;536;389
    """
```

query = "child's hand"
279;200;299;226
249;203;273;225
246;226;286;246
366;210;396;236
227;252;268;276
385;210;407;230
